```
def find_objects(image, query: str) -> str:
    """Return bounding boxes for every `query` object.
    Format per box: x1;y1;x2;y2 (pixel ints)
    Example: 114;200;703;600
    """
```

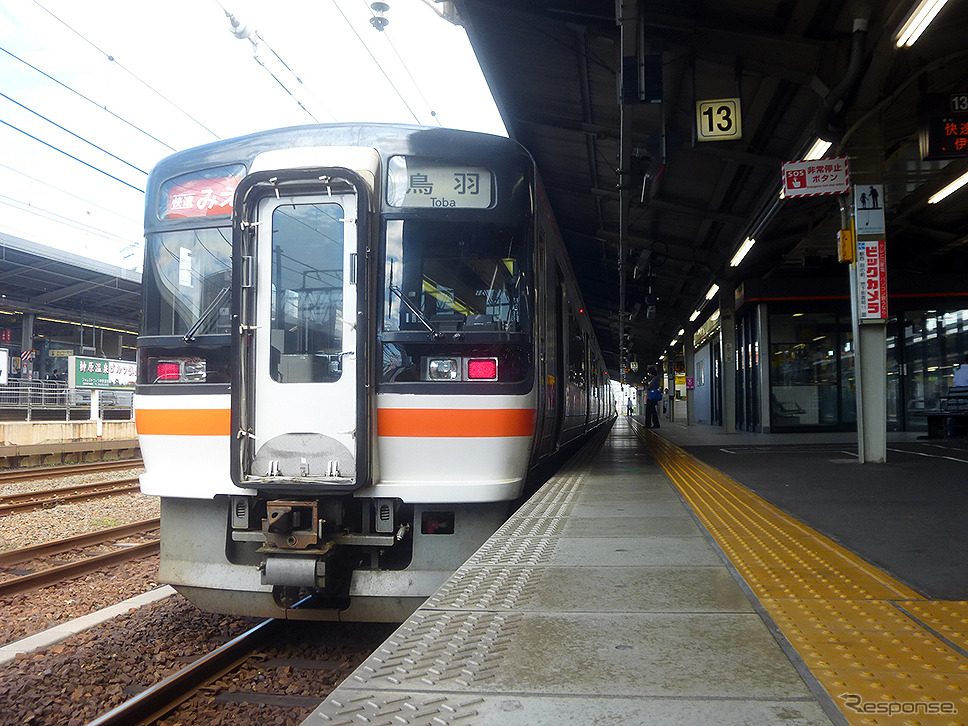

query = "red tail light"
467;358;498;380
156;362;181;381
153;357;207;383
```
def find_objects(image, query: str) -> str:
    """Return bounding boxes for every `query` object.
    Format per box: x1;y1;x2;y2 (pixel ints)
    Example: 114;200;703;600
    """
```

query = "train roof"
147;124;528;189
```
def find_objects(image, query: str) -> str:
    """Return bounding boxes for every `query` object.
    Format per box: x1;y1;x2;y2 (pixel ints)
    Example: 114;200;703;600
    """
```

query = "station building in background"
682;275;968;434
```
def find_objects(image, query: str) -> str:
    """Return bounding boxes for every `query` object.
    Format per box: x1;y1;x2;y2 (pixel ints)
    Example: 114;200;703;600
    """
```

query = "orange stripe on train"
135;408;231;436
135;407;535;438
378;408;536;437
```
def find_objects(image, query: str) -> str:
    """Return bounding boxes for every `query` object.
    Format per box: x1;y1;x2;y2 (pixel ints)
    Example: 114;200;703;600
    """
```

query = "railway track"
0;477;142;516
0;519;160;597
0;459;143;485
85;617;287;726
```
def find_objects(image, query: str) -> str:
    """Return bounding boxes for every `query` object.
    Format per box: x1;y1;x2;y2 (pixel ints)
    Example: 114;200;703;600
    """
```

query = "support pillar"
757;304;772;432
846;110;888;463
20;313;34;380
719;284;736;434
684;330;695;425
665;358;675;422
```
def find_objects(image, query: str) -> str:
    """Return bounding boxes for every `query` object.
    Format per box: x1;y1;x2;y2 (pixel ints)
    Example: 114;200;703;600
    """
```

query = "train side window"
567;310;586;388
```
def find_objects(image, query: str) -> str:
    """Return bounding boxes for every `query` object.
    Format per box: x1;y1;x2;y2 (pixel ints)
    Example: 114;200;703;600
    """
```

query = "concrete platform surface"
301;419;835;726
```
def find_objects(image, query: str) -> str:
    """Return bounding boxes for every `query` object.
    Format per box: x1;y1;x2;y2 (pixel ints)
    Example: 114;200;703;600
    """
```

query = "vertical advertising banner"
0;349;8;385
857;239;888;321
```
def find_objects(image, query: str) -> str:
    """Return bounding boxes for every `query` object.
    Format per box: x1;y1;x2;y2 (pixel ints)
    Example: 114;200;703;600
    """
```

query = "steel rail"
84;617;286;726
0;540;159;597
0;478;141;516
0;518;159;566
0;459;143;484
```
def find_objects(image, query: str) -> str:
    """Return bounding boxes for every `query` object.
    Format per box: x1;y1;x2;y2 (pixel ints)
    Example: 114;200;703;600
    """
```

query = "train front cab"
136;132;554;622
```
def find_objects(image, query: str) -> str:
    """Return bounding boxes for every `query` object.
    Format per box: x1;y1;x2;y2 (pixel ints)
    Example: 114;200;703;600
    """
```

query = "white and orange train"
134;124;614;621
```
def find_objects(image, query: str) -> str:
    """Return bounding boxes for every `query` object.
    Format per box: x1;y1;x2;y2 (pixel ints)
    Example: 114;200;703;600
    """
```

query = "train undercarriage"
158;493;511;622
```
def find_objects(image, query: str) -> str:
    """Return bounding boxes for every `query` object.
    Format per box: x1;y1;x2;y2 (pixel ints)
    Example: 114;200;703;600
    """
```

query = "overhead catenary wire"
249;44;327;123
0;118;144;193
0;45;177;152
259;31;338;122
0;193;138;245
31;0;221;140
0;91;148;176
0;161;141;226
361;0;441;126
215;2;337;123
331;0;422;124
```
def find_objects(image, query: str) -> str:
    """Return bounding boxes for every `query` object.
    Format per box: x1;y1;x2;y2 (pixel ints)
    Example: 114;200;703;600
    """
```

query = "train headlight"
154;357;207;383
427;357;460;380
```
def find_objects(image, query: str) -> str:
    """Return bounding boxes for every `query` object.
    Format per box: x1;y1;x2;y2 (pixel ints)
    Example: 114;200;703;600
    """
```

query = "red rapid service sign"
782;157;850;198
164;176;239;218
159;165;246;220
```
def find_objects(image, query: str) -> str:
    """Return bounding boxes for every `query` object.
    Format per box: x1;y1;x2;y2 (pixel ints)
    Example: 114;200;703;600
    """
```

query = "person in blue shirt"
954;353;968;388
644;366;662;428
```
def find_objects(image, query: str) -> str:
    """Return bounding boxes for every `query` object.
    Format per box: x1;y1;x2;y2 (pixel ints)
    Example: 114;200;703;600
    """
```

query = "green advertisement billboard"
68;356;135;390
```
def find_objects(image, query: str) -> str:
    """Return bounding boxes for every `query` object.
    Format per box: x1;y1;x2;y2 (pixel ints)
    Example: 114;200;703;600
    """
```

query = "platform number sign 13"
696;98;742;142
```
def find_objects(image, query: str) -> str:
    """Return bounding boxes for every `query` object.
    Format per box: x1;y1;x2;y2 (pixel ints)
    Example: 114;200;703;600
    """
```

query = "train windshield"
142;227;232;337
383;219;530;335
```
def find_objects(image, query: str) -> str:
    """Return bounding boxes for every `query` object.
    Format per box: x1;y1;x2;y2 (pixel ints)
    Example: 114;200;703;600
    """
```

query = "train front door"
238;189;364;490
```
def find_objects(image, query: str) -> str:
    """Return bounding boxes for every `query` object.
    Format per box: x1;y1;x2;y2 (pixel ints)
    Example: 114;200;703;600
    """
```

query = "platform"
0;420;139;467
301;418;843;725
654;417;968;601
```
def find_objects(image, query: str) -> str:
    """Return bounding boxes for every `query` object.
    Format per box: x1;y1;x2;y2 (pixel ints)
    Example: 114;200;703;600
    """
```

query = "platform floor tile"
425;565;754;613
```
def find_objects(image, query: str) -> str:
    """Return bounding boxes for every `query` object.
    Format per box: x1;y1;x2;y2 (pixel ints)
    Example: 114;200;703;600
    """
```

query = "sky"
0;0;505;270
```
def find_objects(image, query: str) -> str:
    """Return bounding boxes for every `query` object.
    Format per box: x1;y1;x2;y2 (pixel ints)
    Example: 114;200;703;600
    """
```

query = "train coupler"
260;546;333;588
263;499;320;548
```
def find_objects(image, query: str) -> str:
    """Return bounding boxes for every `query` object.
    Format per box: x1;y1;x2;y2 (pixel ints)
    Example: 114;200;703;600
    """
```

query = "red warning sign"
782;157;850;198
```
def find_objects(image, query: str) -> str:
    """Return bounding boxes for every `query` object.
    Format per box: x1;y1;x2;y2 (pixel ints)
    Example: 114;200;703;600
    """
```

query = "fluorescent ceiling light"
928;170;968;204
689;310;701;322
804;138;832;160
895;0;949;47
677;328;685;337
704;283;720;300
730;237;756;267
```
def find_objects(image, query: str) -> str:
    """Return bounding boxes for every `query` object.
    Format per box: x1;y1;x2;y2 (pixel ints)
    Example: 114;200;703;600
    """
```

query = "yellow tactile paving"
636;425;968;726
905;602;968;654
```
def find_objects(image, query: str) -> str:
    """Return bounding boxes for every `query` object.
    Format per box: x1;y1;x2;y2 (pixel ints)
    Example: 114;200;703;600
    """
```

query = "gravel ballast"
0;466;393;726
0;467;161;645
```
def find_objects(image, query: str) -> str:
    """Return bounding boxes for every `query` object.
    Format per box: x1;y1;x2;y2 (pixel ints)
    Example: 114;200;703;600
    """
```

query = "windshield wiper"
184;286;230;343
389;284;440;337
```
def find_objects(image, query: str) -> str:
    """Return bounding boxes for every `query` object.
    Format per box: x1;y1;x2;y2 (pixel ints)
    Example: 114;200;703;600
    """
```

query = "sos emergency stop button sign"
782;157;850;198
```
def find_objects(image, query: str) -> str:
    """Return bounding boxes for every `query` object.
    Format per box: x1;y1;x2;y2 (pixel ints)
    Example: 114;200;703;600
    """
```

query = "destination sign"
159;164;245;219
919;93;968;160
387;157;493;209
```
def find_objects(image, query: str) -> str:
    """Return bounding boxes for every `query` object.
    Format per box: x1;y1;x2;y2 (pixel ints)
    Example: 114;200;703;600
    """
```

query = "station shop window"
767;307;968;432
735;310;759;432
899;309;968;430
768;311;854;430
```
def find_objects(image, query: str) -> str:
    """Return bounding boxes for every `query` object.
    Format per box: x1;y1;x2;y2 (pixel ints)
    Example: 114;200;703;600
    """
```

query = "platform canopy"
0;233;141;332
455;0;968;378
